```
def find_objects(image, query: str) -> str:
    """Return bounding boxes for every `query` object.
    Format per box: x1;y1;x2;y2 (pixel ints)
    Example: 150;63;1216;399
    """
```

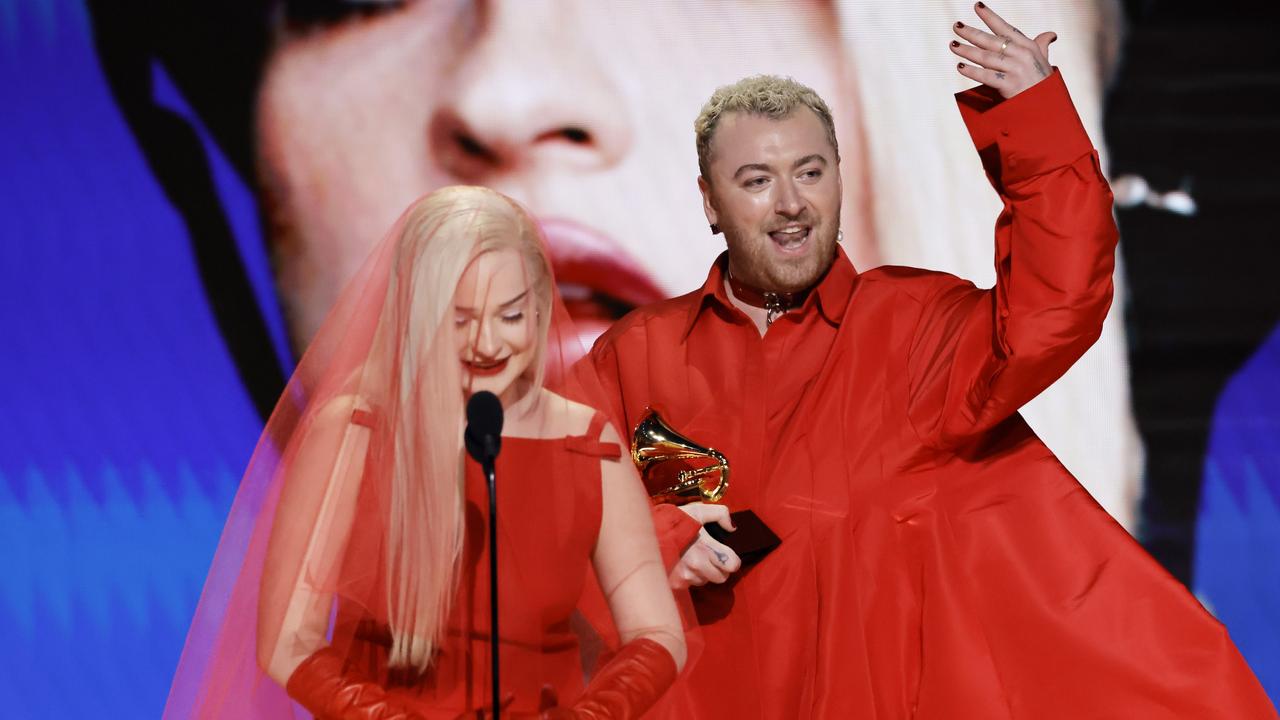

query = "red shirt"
579;72;1275;718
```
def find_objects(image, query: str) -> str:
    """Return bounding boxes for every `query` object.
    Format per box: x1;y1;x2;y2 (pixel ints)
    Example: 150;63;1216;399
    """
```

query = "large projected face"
256;0;869;350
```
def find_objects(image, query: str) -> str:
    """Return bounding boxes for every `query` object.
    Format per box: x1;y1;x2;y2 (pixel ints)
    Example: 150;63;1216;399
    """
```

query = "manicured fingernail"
951;40;960;47
955;21;964;28
958;62;967;69
1050;33;1059;43
977;2;987;8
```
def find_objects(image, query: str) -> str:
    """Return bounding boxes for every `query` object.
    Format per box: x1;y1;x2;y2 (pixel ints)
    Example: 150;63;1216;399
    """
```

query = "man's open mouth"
768;224;811;253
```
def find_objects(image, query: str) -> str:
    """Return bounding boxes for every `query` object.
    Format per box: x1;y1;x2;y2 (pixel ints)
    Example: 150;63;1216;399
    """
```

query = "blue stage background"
1;2;277;715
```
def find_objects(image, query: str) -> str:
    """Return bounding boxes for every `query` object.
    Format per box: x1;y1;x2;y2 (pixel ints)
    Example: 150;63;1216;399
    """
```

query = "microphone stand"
465;390;503;717
484;455;500;718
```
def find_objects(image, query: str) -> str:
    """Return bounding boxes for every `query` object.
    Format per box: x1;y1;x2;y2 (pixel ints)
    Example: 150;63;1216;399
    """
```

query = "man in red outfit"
575;4;1277;718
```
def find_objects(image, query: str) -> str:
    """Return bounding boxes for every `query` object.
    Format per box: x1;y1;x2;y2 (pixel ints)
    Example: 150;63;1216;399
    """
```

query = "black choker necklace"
726;271;808;327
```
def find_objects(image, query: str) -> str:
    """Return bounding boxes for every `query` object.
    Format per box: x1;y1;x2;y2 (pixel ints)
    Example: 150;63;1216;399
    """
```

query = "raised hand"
950;2;1055;99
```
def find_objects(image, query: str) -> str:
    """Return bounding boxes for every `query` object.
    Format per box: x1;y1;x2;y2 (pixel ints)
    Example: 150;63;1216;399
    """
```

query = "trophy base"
704;510;780;565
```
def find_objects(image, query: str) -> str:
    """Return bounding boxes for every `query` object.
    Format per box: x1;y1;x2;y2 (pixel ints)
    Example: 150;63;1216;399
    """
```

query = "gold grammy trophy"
630;409;778;563
630;409;730;504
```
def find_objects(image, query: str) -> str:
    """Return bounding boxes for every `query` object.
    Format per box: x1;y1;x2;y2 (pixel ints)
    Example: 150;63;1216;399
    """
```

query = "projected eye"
282;0;407;27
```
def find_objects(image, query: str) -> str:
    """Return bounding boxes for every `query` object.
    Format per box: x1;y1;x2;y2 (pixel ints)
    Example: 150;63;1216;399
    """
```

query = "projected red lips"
538;218;667;362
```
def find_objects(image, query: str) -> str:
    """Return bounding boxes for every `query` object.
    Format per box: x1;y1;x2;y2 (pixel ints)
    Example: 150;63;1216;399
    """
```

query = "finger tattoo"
713;550;729;565
995;71;1006;80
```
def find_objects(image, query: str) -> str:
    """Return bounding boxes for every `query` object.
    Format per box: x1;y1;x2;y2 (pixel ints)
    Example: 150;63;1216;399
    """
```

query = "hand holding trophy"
631;410;780;588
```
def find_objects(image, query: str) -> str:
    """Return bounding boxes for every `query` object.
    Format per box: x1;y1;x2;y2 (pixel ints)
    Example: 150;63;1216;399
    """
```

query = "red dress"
577;72;1277;718
331;410;621;718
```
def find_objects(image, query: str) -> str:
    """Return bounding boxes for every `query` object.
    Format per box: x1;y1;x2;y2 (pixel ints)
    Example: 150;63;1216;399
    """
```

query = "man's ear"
698;175;718;228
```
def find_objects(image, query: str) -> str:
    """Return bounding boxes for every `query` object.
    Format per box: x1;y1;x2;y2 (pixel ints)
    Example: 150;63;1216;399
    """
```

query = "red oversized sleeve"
908;69;1119;449
569;336;703;572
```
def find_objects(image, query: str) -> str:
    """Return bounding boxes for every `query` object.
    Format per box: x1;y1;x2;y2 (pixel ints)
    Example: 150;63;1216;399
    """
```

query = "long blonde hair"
368;185;553;669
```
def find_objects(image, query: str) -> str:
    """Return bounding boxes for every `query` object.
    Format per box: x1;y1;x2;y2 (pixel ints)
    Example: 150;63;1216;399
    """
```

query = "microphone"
464;390;504;715
465;391;504;469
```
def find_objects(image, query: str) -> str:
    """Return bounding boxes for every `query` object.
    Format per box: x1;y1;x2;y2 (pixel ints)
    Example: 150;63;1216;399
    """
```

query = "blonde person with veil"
164;186;687;719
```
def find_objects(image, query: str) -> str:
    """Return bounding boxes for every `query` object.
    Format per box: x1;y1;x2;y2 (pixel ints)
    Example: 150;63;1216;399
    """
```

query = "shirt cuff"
955;68;1095;186
652;504;703;572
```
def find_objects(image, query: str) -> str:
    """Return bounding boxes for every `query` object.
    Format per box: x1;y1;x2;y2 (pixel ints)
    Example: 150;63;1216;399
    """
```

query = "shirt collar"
681;245;858;339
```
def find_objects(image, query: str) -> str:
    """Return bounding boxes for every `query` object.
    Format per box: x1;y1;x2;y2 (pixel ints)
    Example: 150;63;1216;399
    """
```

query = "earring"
710;223;721;235
837;229;844;243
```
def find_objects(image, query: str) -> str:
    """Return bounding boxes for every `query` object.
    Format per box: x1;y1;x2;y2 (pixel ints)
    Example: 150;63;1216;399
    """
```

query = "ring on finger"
998;36;1011;57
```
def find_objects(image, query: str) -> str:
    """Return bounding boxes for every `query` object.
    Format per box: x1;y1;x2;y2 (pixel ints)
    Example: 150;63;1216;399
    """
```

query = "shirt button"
1001;129;1010;137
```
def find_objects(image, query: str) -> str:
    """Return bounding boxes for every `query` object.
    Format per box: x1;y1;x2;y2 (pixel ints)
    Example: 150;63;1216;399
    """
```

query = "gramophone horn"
630;409;729;504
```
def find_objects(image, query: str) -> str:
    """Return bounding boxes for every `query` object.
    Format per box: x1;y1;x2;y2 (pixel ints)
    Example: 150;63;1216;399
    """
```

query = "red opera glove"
286;646;426;720
541;638;678;720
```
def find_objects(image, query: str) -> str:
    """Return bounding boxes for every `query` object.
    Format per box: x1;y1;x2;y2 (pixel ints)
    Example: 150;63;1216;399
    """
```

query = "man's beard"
723;220;840;294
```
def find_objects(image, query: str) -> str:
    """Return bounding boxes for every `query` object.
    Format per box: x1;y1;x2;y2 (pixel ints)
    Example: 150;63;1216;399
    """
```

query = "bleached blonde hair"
694;75;841;182
375;185;552;669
